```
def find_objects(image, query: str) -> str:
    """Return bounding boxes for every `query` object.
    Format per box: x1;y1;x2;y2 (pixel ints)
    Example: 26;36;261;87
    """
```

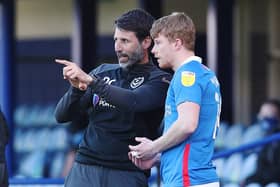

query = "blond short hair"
150;12;196;51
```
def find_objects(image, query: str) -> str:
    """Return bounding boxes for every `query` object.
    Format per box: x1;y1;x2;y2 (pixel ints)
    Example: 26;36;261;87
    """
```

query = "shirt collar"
184;56;202;64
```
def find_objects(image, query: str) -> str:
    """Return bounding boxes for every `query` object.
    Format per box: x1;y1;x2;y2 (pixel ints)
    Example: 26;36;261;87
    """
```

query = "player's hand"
129;137;157;160
128;152;158;170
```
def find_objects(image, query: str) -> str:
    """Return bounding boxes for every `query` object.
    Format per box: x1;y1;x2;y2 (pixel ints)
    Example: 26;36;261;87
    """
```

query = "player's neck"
172;50;195;71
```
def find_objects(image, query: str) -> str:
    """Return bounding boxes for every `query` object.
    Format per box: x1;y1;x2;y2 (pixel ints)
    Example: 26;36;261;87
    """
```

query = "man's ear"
142;36;152;50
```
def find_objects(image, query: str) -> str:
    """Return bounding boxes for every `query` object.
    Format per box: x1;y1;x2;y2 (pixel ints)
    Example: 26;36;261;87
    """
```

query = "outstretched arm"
55;59;171;112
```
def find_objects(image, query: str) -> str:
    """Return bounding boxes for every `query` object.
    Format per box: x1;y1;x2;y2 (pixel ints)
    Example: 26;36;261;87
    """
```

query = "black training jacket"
55;61;171;174
0;109;9;162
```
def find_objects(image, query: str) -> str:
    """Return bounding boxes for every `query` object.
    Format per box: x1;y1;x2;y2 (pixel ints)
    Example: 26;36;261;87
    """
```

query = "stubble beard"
118;45;145;69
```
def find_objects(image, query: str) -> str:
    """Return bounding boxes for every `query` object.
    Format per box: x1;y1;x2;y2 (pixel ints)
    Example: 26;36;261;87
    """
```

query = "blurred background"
0;0;280;186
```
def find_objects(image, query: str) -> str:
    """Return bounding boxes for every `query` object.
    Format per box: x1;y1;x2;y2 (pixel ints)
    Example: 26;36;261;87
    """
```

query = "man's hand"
55;59;93;90
128;152;159;170
129;137;157;160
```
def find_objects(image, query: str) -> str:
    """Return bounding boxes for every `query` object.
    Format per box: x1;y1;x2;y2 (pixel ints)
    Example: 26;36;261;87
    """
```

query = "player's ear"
142;36;152;50
174;38;183;50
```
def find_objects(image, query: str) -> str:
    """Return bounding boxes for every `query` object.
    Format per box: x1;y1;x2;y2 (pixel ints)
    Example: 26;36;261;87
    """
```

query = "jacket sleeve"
54;86;91;124
90;73;171;112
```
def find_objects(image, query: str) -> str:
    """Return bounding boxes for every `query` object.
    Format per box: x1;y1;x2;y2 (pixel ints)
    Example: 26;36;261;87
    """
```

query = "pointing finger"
55;59;73;66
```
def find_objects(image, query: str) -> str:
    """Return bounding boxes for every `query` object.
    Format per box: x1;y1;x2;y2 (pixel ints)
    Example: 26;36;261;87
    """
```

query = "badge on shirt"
130;77;144;89
181;71;195;87
92;94;100;106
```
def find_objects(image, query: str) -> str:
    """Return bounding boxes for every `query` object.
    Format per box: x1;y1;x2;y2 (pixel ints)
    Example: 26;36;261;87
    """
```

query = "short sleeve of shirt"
173;64;202;106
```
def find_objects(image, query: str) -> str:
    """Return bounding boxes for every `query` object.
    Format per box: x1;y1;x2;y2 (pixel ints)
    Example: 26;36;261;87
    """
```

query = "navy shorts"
65;162;148;187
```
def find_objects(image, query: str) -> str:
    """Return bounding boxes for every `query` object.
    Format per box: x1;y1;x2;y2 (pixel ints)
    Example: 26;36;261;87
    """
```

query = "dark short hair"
114;9;155;42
